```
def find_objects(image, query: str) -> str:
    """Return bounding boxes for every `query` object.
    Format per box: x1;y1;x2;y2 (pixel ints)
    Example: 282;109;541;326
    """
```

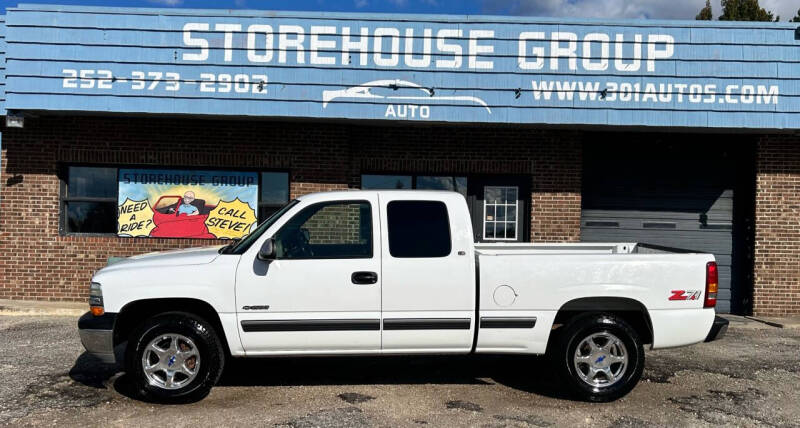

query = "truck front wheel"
125;313;225;403
552;313;644;402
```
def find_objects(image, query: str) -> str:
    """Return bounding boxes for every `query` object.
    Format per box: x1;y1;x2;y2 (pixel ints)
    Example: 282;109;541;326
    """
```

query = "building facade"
0;5;797;315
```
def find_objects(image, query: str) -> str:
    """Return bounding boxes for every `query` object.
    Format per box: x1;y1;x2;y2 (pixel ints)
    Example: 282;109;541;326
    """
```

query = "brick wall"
350;126;583;242
753;136;800;316
0;116;583;301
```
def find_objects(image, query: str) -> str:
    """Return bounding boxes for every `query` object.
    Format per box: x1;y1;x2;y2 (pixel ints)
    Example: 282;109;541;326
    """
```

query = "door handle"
351;271;378;285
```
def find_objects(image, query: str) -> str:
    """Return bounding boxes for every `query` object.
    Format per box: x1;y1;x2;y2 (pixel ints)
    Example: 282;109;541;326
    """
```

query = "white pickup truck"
79;190;727;403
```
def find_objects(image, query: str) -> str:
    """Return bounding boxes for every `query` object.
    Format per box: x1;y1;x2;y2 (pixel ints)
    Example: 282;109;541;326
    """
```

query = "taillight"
704;261;718;308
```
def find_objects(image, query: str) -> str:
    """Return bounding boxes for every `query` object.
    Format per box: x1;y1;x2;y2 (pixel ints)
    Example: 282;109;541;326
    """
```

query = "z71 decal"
669;290;701;301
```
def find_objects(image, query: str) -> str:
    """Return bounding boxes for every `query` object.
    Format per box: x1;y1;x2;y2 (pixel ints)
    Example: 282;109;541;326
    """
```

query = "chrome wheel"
573;331;628;388
141;334;201;390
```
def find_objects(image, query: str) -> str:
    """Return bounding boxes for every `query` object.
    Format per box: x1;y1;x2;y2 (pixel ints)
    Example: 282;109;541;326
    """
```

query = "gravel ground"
0;314;798;427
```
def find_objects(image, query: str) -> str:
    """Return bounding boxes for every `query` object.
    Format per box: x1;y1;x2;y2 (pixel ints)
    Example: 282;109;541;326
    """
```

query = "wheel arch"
113;298;231;356
551;296;654;346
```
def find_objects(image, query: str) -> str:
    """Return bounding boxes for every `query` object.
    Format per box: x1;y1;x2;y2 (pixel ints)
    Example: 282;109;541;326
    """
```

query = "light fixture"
6;112;24;128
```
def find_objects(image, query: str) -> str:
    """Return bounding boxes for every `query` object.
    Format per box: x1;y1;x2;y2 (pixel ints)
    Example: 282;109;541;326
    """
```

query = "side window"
361;174;467;198
259;171;290;222
387;201;451;258
274;201;372;259
61;166;118;234
362;174;411;190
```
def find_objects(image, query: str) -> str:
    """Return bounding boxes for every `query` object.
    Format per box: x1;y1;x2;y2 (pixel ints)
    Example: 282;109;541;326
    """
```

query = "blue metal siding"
0;16;6;113
2;5;799;129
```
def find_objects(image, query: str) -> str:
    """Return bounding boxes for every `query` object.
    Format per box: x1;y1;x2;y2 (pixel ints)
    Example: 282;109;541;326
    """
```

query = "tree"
696;0;713;20
791;8;800;22
718;0;777;22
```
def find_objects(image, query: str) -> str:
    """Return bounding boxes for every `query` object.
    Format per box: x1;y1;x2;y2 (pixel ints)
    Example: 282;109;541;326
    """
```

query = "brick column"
753;136;800;316
530;138;582;242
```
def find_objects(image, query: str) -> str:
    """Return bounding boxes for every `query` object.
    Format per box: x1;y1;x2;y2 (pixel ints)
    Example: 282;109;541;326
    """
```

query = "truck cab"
234;191;477;355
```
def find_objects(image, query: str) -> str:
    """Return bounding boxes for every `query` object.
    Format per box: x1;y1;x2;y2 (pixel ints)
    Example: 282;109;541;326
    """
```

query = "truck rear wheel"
125;313;225;403
552;313;644;402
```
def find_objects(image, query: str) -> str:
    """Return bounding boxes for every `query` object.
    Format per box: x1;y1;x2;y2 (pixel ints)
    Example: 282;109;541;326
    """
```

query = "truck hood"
98;246;224;273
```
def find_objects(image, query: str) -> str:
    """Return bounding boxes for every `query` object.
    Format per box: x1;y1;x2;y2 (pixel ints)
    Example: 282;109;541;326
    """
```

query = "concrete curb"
745;316;800;329
0;299;86;317
723;314;800;329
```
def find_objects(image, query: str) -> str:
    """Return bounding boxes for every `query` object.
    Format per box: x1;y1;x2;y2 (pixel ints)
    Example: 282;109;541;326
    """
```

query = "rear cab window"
386;200;451;258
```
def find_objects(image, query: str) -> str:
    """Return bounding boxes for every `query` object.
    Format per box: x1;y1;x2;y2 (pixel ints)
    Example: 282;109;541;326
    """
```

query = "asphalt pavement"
0;314;798;427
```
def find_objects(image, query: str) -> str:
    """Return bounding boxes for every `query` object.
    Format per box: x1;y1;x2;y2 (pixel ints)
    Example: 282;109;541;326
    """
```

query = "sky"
0;0;797;21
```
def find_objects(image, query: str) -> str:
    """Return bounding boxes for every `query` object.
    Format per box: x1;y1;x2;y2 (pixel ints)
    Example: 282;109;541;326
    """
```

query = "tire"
551;313;644;402
125;312;225;403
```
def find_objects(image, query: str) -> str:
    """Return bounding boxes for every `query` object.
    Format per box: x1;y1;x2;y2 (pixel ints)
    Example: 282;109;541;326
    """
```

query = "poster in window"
117;169;258;239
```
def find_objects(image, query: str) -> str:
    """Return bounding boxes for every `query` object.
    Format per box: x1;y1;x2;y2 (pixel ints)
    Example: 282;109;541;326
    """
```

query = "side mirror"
257;238;276;261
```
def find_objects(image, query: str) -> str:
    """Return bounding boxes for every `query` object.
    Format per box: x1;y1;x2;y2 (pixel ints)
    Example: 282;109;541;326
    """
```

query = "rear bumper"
704;316;729;342
650;308;716;348
78;311;117;363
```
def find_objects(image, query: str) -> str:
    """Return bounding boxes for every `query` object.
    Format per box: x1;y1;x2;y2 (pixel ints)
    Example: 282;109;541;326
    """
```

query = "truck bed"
474;242;716;353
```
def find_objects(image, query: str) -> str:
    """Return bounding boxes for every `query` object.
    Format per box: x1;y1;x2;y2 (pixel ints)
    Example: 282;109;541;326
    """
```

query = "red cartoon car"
150;195;217;239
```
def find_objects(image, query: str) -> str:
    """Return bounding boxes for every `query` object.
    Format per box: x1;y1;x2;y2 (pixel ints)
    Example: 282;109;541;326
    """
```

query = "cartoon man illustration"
174;190;199;216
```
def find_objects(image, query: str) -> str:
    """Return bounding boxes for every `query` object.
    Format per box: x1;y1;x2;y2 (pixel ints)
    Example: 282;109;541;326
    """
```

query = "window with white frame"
483;186;518;240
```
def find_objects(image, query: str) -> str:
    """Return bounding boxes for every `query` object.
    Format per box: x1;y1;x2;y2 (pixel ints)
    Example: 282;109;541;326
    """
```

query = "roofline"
9;110;798;134
9;3;799;30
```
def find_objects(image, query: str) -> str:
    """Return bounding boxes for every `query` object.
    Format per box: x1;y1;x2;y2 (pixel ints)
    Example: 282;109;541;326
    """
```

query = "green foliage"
696;0;713;20
791;8;800;22
718;0;777;22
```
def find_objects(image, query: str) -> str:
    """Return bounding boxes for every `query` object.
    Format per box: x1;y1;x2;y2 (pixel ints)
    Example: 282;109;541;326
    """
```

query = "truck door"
235;197;381;354
378;193;476;353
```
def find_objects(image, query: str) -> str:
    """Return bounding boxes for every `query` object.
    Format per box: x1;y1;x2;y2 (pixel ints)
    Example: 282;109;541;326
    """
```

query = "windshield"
220;200;299;255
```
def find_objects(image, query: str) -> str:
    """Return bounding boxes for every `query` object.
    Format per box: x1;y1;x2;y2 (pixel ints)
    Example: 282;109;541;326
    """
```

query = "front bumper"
78;311;117;363
704;315;729;342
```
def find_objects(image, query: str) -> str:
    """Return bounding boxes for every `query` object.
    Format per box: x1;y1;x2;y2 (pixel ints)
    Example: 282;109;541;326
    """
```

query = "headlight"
89;282;104;316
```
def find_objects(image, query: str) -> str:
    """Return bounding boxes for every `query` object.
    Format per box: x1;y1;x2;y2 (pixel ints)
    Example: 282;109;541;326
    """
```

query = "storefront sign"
3;5;799;129
117;169;258;239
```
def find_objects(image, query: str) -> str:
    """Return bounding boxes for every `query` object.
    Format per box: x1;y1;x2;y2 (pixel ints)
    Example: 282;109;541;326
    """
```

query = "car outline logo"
322;79;492;113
